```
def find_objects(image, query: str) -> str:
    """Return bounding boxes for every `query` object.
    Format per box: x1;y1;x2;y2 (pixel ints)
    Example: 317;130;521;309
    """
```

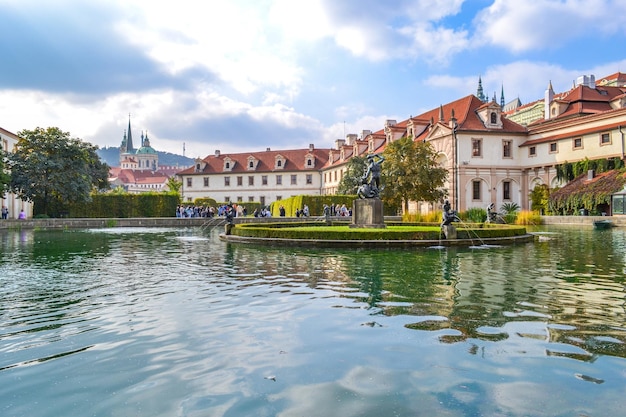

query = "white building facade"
177;145;329;206
0;127;34;219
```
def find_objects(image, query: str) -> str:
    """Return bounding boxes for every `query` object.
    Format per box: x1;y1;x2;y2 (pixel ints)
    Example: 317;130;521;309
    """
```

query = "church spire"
500;85;505;108
126;114;135;154
477;76;486;102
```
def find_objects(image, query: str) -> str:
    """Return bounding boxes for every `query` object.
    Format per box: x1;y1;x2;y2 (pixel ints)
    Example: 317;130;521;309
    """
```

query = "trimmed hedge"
231;222;527;240
269;195;399;217
69;193;179;218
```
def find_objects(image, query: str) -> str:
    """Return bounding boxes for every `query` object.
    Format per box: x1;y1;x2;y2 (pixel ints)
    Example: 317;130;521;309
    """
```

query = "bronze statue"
358;154;385;199
441;200;458;226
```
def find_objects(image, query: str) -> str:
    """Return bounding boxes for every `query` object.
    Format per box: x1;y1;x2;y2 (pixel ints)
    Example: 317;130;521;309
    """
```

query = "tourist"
303;205;309;217
279;205;286;217
18;209;26;220
1;205;8;219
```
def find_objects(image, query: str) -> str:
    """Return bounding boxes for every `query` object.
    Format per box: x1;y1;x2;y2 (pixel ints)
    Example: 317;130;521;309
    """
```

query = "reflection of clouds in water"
489;379;623;416
268;366;459;417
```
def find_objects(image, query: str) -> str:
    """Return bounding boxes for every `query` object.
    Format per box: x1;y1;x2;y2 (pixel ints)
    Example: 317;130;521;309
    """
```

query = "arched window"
490;112;497;124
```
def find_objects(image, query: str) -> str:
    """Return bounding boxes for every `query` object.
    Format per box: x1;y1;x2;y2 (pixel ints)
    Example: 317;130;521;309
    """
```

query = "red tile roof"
178;146;331;175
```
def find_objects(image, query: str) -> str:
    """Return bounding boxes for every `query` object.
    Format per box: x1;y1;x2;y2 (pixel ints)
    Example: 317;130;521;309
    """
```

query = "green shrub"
460;207;486;223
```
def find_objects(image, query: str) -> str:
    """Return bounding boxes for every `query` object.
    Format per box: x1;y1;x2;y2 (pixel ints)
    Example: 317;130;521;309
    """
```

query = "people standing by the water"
18;209;26;220
1;205;8;219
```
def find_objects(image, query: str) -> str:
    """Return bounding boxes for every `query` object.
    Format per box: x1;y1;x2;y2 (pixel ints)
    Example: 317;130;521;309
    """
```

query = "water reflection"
0;226;624;417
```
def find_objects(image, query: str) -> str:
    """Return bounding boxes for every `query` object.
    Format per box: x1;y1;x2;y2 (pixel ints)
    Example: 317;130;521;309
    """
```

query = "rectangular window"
186;178;192;187
573;138;582;149
276;175;282;185
237;176;243;186
224;196;230;203
260;196;265;206
549;142;558;153
612;195;625;215
203;177;209;187
248;176;254;186
224;176;230;186
472;180;481;200
529;146;536;156
503;140;512;158
262;175;268;185
600;132;611;145
276;195;282;201
503;181;511;200
334;171;337;181
306;174;313;184
248;196;254;202
472;139;482;157
237;196;243;202
291;174;297;185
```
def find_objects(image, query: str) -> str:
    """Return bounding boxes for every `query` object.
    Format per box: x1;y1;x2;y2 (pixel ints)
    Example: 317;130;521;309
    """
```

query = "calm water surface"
0;225;624;417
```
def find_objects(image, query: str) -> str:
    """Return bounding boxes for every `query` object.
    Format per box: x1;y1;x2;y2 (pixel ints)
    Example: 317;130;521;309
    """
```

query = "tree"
0;150;10;194
381;137;448;213
166;176;183;195
337;155;367;195
8;127;110;216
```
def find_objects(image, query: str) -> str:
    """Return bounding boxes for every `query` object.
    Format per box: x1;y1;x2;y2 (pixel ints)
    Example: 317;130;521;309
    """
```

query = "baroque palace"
178;71;626;214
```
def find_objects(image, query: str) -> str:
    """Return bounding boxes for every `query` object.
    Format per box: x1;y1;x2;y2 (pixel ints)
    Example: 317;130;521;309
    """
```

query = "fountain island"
221;157;533;247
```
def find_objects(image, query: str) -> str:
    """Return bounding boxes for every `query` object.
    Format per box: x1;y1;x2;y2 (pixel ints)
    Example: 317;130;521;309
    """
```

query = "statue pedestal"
350;198;386;228
441;225;457;239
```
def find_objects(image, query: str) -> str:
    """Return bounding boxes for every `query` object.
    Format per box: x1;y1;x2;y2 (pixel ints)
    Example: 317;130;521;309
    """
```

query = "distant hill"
97;146;195;168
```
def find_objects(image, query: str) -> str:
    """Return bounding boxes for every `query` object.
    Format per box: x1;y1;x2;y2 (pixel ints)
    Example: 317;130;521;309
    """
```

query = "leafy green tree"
166;176;183;195
338;155;367;195
8;127;110;216
381;137;448;213
0;150;10;193
530;184;549;213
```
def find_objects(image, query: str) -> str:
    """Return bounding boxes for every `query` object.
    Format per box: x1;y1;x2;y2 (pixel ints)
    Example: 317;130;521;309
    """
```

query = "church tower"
500;85;505;108
476;76;487;102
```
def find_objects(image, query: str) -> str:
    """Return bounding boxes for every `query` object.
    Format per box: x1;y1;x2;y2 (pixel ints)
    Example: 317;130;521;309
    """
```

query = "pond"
0;225;624;417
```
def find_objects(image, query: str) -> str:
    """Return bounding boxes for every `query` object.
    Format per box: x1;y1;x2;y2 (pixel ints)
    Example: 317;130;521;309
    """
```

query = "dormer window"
274;154;285;169
477;104;503;129
247;156;258;170
194;158;205;173
223;157;234;171
305;153;315;168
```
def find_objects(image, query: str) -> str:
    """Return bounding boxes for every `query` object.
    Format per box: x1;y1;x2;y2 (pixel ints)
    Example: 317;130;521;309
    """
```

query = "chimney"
361;130;372;139
576;75;596;89
346;133;357;145
266;147;271;151
309;143;314;151
335;139;345;149
215;150;221;157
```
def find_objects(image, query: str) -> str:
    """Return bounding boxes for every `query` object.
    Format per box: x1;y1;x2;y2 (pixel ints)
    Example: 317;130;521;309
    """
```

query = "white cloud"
475;0;626;53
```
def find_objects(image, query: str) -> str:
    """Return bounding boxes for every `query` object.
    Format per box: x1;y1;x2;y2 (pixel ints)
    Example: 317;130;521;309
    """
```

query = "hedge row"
268;195;399;217
232;224;440;240
69;193;179;218
232;222;527;240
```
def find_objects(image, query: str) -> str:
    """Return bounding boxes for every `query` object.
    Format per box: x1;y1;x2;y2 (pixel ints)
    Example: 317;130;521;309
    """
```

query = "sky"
1;0;625;159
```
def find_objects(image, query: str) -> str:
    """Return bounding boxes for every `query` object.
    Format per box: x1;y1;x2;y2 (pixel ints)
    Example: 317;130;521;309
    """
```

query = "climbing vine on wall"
548;169;626;213
555;157;624;183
